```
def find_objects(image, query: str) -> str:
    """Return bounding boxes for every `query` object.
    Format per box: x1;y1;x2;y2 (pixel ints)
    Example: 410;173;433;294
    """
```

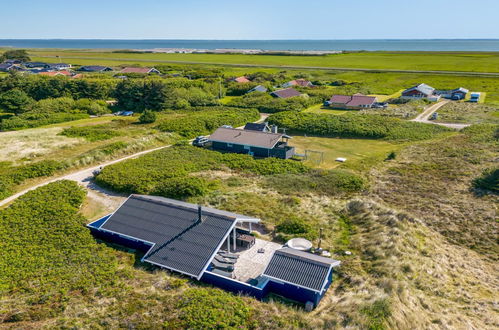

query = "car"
430;112;438;120
121;111;134;116
193;136;209;147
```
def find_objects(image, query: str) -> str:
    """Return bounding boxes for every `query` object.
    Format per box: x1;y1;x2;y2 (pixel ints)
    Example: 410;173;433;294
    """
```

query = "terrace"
212;235;282;283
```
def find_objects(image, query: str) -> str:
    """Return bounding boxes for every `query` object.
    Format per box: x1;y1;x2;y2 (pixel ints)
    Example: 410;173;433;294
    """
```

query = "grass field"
303;104;350;115
26;49;499;73
290;135;399;170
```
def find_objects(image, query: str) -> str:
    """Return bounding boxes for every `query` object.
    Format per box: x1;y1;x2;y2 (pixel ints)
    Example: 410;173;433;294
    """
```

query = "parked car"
122;111;134;116
430;112;438;120
193;136;209;147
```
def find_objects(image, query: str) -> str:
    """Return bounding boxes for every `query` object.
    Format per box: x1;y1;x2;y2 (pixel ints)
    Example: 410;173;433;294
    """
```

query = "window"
227;143;233;148
244;145;250;150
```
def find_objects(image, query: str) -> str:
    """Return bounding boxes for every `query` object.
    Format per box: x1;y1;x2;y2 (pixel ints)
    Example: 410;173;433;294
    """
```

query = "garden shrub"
154;177;211;199
228;92;310;113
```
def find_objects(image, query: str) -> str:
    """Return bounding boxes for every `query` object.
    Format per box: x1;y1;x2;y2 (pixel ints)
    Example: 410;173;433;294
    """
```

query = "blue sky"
1;0;497;39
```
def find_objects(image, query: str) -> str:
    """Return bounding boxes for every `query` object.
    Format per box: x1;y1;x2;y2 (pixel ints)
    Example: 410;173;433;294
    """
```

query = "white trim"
197;220;239;280
99;195;132;228
209;139;281;150
262;274;323;294
203;270;266;290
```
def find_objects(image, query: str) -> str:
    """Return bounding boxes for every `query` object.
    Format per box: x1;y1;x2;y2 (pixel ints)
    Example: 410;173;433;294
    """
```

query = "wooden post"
227;237;230;252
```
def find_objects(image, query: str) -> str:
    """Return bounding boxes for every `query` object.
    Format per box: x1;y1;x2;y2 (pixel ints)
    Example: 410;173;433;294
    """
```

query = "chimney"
198;205;203;222
271;125;278;133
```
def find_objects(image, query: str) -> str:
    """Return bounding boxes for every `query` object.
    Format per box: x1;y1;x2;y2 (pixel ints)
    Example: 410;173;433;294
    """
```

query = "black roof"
79;65;112;72
99;195;258;278
24;62;49;68
263;248;340;292
244;122;269;132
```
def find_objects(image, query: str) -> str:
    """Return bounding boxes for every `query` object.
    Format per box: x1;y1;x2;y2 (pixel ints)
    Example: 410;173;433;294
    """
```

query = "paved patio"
230;238;282;283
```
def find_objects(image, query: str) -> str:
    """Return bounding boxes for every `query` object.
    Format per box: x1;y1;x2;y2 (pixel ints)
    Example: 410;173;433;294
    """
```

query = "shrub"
154;177;211;199
227;92;310;113
360;298;391;330
174;288;256;329
473;168;498;193
0;89;35;114
0;112;88;131
139;110;157;124
268;111;451;141
0;181;117;296
157;107;259;138
60;125;122;141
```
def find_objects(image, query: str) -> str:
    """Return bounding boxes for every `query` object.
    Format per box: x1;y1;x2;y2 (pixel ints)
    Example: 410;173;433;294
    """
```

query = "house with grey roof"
208;126;295;159
88;194;340;308
270;87;302;99
247;85;268;94
78;65;113;72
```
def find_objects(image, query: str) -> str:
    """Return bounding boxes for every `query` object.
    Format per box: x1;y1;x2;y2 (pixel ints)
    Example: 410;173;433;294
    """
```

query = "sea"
0;39;498;52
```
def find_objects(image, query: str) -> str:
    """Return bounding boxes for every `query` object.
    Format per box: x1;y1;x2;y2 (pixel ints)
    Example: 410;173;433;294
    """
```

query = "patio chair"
214;255;236;264
211;259;234;271
218;251;239;259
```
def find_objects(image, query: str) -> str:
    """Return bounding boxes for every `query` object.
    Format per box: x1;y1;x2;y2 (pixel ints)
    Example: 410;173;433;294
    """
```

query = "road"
35;55;499;77
411;100;471;130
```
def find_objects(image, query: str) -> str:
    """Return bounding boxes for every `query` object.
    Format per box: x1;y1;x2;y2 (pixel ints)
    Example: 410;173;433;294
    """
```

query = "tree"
139;110;157;124
0;89;34;114
0;49;30;62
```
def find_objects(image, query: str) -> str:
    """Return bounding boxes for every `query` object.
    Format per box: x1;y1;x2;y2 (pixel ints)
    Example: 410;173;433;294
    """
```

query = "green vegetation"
0;160;67;199
435;102;499;124
28;49;499;73
60;125;122;141
157;107;259;137
0;112;88;130
473;168;498;193
138;109;157;123
0;181;117;295
0;49;30;62
96;145;308;199
228;91;311;113
268;111;451;141
360;298;392;330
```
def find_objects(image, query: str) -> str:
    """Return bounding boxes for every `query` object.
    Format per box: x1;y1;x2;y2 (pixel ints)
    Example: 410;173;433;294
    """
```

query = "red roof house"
327;94;377;109
233;76;251;83
283;79;314;88
38;70;73;77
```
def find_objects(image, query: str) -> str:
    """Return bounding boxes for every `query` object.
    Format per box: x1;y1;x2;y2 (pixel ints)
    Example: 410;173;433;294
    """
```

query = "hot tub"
286;238;313;251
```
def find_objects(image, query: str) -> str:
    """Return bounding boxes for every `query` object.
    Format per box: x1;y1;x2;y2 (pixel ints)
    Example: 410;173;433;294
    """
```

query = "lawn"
304;103;349;115
290;135;400;170
27;50;499;73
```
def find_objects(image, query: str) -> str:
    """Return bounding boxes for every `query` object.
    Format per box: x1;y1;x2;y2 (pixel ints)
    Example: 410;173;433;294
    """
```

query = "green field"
25;49;499;73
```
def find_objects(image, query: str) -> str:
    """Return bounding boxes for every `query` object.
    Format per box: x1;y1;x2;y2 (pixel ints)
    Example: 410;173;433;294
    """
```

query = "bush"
227;92;310;113
139;110;157;124
154;177;211;199
157;107;259;138
276;216;313;235
268;111;451;141
96;145;308;197
174;288;256;329
0;160;67;199
60;125;122;141
360;299;391;330
0;112;88;131
473;168;498;193
0;89;35;114
0;181;117;296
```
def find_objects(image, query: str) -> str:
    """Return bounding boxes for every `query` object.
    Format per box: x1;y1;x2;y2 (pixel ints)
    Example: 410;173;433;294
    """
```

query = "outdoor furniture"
214;255;236;264
211;268;235;279
237;234;255;248
218;251;239;259
211;259;234;272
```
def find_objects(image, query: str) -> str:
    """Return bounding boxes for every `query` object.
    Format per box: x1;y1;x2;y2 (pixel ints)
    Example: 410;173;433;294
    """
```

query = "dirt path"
0;144;171;208
410;100;471;129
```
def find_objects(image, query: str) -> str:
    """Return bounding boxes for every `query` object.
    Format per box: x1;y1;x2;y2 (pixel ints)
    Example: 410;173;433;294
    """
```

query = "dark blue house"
208;126;295;159
88;195;340;308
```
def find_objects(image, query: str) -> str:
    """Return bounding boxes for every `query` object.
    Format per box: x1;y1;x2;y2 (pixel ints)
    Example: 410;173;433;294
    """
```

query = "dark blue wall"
201;272;267;299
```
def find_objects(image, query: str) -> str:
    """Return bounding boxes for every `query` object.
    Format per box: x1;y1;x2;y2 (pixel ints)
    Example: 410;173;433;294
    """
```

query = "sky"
1;0;498;39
